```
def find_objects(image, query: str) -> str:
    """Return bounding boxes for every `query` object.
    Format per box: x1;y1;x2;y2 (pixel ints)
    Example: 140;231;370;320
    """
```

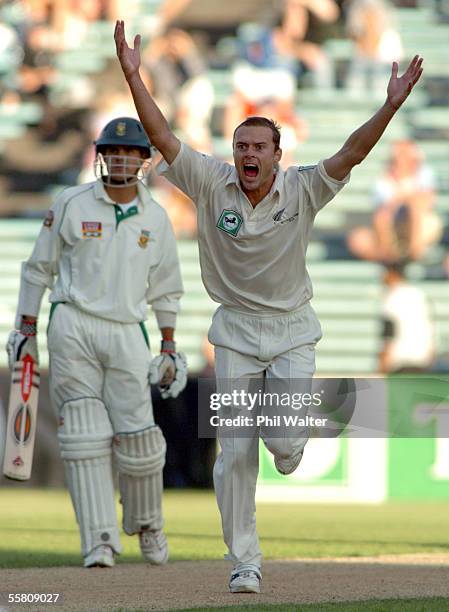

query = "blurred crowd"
0;2;447;388
1;1;447;306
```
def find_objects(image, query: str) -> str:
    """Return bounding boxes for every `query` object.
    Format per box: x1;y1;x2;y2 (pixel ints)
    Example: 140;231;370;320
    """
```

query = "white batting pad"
58;397;121;556
113;426;166;535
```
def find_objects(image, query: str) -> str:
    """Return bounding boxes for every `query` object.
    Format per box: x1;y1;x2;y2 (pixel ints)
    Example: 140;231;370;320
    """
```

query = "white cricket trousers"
47;303;154;431
47;303;162;556
208;303;322;569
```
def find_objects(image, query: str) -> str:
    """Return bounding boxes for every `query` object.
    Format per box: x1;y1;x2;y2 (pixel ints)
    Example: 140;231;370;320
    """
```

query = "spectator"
143;28;214;152
379;263;435;373
223;22;308;162
0;21;24;78
272;0;339;89
344;0;403;96
0;89;89;193
347;140;442;263
52;0;106;50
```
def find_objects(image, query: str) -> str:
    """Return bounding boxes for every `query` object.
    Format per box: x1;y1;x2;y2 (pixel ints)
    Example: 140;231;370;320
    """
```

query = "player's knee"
58;397;113;460
113;426;166;477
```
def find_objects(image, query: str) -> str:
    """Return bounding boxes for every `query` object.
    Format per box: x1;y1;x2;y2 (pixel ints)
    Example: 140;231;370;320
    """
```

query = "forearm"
342;99;397;166
15;269;47;328
160;327;174;342
126;72;180;162
324;99;398;180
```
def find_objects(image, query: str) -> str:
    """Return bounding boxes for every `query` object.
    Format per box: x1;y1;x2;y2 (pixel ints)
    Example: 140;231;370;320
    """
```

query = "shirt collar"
94;179;149;211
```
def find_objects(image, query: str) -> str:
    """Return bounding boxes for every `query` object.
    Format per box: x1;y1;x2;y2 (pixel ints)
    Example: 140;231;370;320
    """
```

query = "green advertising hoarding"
257;376;449;502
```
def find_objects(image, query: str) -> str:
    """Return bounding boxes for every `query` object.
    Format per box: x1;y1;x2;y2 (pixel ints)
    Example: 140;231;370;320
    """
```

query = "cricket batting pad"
58;398;122;556
113;426;166;535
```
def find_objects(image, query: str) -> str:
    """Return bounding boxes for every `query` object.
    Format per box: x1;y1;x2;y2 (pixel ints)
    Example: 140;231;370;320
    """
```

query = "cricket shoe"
84;545;115;568
139;528;169;565
274;448;304;475
229;565;262;594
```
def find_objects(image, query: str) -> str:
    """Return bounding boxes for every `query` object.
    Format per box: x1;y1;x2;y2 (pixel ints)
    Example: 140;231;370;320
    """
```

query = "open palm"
387;55;423;110
115;20;141;79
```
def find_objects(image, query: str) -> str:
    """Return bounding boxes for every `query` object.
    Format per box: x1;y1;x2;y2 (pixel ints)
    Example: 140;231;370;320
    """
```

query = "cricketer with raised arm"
115;18;423;594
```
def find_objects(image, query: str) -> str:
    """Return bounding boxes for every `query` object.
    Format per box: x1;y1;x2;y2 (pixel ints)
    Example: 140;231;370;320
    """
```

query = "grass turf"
2;489;449;568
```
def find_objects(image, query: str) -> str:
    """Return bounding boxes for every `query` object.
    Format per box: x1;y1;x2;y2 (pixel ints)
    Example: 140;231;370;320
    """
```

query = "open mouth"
243;163;259;178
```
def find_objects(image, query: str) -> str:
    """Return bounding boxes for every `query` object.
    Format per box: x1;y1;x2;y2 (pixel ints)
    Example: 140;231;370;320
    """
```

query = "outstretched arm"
324;56;423;181
114;20;181;164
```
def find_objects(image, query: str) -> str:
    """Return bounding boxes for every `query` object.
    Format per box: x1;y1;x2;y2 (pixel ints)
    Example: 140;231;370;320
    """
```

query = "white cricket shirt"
158;143;349;313
17;180;183;325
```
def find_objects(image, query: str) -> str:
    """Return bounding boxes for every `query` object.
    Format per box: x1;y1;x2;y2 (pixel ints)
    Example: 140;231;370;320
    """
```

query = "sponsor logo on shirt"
272;208;286;223
216;209;243;237
43;210;54;228
138;229;151;248
82;221;102;238
273;208;299;225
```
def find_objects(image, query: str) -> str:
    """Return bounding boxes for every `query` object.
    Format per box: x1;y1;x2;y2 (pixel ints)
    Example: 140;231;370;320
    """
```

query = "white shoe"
229;566;261;594
275;449;304;475
139;528;168;565
84;545;115;568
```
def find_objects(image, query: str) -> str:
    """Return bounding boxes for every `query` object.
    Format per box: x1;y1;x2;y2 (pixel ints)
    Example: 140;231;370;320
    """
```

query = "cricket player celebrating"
115;19;423;594
6;116;186;568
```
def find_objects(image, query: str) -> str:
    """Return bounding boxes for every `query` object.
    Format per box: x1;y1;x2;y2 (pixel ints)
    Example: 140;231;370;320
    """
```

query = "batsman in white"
115;19;423;594
6;116;187;568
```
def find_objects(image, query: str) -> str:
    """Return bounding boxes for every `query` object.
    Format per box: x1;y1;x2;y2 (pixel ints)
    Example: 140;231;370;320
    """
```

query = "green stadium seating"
0;205;448;375
1;3;449;376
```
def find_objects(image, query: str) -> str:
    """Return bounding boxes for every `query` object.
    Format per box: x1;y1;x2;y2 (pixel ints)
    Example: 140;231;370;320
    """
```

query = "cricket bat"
2;354;40;480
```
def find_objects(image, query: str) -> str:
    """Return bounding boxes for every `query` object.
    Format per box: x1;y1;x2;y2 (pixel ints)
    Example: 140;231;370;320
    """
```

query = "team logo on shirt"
43;210;54;228
138;229;151;248
82;222;102;238
216;209;243;237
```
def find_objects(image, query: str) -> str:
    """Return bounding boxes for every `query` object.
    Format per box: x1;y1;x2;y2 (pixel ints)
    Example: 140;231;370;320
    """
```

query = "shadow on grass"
168;532;449;550
0;550;220;569
3;527;449;550
0;550;82;569
0;527;77;535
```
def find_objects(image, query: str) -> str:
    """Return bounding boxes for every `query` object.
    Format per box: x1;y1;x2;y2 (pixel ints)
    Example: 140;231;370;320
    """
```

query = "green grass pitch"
3;489;449;610
2;488;449;568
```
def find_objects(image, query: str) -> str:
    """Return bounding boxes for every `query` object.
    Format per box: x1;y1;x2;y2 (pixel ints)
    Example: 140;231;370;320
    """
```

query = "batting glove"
149;340;188;399
6;319;39;371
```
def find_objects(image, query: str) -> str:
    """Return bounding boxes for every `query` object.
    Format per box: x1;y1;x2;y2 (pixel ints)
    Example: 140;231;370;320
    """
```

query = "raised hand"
114;20;141;80
387;55;423;110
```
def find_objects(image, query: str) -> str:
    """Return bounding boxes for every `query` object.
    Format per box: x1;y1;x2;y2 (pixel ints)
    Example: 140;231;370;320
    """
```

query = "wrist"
161;339;176;354
20;317;37;337
386;98;400;112
126;70;141;85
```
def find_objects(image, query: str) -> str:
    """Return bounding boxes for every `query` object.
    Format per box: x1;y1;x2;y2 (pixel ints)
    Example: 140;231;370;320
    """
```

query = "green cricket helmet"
94;117;152;157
